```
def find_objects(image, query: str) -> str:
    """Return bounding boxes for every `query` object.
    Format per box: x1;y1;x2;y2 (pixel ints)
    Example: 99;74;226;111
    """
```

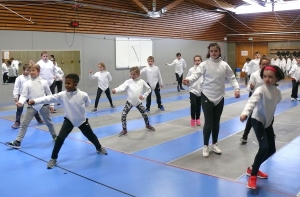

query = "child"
248;52;261;97
165;53;187;92
28;74;107;169
242;57;251;85
6;64;57;149
2;59;8;84
12;64;44;129
51;58;64;105
288;56;300;101
240;56;270;143
186;55;203;127
183;43;240;157
140;56;164;112
7;60;17;83
112;66;155;137
240;65;284;189
89;62;115;112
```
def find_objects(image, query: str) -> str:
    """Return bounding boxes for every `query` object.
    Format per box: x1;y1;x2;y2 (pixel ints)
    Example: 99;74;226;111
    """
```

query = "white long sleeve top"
186;65;203;96
114;78;151;106
247;69;263;92
55;66;64;81
2;63;8;75
286;58;292;73
11;60;19;72
186;58;239;105
241;84;282;128
289;63;300;81
167;58;187;76
34;89;90;127
89;70;112;91
140;65;163;89
13;74;31;99
36;59;56;86
278;59;286;72
19;76;53;111
248;58;260;75
242;62;249;73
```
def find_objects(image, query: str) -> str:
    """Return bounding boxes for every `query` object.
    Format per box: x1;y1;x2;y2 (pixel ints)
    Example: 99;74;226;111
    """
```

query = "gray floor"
2;79;300;182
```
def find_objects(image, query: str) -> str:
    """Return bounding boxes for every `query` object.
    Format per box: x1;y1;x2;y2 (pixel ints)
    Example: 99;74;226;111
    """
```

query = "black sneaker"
111;105;116;108
11;122;20;129
97;147;108;155
47;159;57;169
240;137;247;143
145;108;150;112
146;125;155;131
6;140;21;149
177;86;180;92
158;105;165;111
52;135;57;141
118;130;128;137
91;108;97;112
180;87;185;90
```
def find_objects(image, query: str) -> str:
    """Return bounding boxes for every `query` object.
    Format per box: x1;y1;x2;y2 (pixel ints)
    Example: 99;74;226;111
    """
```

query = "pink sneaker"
190;119;195;127
196;119;201;126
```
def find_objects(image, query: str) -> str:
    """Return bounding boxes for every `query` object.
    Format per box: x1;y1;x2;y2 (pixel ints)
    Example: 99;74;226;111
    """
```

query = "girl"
186;55;203;127
89;62;115;112
240;65;285;190
183;43;240;157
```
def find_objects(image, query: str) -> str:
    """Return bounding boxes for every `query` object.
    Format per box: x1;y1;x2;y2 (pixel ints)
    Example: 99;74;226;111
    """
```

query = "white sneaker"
212;143;222;154
291;98;295;101
203;145;209;157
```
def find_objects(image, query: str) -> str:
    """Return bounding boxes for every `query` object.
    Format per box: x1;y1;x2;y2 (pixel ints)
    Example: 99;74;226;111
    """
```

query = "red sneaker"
247;176;257;189
246;167;268;179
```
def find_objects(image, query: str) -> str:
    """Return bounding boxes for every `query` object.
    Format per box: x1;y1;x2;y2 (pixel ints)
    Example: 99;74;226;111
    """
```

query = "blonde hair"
29;64;41;72
147;56;154;61
98;62;106;70
130;66;140;75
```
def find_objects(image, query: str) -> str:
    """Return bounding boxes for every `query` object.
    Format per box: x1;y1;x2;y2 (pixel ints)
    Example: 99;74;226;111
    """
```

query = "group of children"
4;45;288;190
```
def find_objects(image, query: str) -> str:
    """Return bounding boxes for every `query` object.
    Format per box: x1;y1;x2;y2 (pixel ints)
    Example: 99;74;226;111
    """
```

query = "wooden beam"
131;0;149;13
163;0;185;12
193;0;236;10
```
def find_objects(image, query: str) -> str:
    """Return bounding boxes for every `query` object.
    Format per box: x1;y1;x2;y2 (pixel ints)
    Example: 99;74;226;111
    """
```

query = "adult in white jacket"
112;66;155;137
183;43;240;157
166;52;187;92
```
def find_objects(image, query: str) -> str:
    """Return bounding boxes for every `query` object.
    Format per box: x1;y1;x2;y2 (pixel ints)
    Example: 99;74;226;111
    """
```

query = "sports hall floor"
0;79;299;197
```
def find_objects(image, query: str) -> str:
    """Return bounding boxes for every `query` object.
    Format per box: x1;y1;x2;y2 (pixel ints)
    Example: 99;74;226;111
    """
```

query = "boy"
28;74;107;169
140;56;164;112
12;64;44;129
242;57;251;85
112;66;155;137
6;64;57;149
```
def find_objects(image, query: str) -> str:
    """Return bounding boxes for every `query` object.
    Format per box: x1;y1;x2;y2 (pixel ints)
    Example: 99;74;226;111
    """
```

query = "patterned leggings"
121;101;149;130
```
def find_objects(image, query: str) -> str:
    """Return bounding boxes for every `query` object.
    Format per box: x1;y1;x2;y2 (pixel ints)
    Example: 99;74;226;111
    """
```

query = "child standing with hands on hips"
89;62;115;112
112;66;155;137
240;65;284;190
29;74;107;169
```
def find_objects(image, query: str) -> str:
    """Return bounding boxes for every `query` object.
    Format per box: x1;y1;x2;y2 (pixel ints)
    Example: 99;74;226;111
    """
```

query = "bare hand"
50;106;54;113
139;95;144;100
28;100;35;105
240;114;248;122
183;79;189;85
235;91;240;98
14;98;18;102
160;84;163;88
89;69;92;73
250;83;254;90
16;102;23;107
112;89;116;94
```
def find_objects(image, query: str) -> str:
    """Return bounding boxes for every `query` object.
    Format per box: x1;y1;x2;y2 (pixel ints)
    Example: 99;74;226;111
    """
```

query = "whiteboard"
116;37;152;69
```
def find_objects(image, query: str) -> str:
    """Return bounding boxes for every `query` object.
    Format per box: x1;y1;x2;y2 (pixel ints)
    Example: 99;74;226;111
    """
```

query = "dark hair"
130;66;140;75
260;65;284;86
194;55;202;62
254;52;260;55
259;55;270;65
246;57;251;61
7;60;11;65
206;43;221;59
65;73;80;84
23;64;29;70
50;55;55;59
176;53;181;57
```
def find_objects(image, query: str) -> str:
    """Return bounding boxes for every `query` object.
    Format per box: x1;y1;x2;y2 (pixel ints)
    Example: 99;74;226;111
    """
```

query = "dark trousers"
51;118;101;159
55;81;63;93
50;81;56;94
242;112;252;140
201;93;224;145
244;74;249;85
121;101;149;130
94;87;113;108
291;79;300;98
251;118;276;176
190;92;201;120
3;72;8;83
8;76;16;83
146;82;162;109
175;73;183;88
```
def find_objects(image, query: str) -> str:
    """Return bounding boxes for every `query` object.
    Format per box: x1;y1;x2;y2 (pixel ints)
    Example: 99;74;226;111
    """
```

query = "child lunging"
89;62;115;112
112;66;155;137
186;55;203;127
240;65;284;189
6;64;57;149
29;74;107;169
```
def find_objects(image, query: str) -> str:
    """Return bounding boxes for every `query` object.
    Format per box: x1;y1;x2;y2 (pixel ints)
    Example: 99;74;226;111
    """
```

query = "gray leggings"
121;101;149;130
16;105;56;142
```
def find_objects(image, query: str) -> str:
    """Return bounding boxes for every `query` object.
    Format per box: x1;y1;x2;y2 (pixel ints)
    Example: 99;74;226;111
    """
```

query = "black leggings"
94;87;113;108
201;93;224;146
51;118;102;159
175;73;183;87
190;92;201;120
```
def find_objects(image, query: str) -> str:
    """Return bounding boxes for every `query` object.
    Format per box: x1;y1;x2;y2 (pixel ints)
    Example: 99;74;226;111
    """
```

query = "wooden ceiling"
0;0;299;42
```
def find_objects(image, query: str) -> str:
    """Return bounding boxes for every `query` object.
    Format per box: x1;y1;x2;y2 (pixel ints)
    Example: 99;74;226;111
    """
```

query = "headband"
264;66;276;73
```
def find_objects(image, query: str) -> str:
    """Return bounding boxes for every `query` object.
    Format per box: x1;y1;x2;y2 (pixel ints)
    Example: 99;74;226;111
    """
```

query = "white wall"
0;30;227;105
